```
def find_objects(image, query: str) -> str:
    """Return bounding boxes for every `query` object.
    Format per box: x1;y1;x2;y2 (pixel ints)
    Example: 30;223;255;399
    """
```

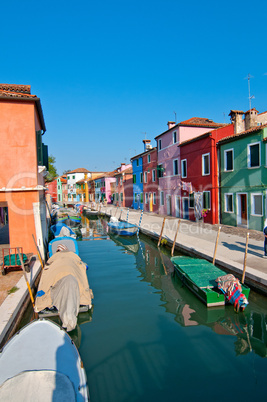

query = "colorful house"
218;111;267;230
67;168;91;203
142;143;159;213
112;163;133;207
46;179;58;204
155;118;224;216
178;124;234;224
0;83;48;255
131;143;147;210
94;172;116;204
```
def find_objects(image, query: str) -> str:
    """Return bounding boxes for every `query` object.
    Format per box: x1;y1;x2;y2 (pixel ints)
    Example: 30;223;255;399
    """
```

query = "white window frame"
224;148;234;172
181;159;187;178
202;153;210;176
140;172;143;183
145;192;148;204
224;193;234;213
152;169;156;182
160;191;164;206
148;154;151;163
153;192;156;205
173;131;177;144
251;193;263;216
144;171;148;183
248;142;260;168
173;159;179;176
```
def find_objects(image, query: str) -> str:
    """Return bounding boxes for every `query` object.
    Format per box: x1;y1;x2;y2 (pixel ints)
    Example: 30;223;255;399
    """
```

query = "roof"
67;168;90;174
0;84;46;132
130;147;157;161
217;124;267;145
155;118;224;139
113;166;133;176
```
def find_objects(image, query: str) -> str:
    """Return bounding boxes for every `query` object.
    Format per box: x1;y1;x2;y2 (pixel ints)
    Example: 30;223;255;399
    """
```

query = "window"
251;193;263;215
136;159;139;167
181;159;187;178
225;193;233;213
120;177;123;185
133;174;136;184
160;191;164;206
140;193;143;203
134;193;138;202
72;175;75;179
140;173;143;183
224;149;234;171
152;169;156;182
248;142;260;168
173;131;177;144
203;191;210;209
144;171;147;183
202;153;210;175
145;193;148;203
158;139;162;150
67;176;70;180
148;154;151;163
153;192;156;205
157;164;164;178
189;192;194;208
120;193;123;202
173;159;179;175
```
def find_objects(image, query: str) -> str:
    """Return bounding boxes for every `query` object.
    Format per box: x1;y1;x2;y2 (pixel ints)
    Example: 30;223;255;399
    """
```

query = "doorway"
175;196;181;218
237;193;248;227
183;198;189;219
167;195;172;216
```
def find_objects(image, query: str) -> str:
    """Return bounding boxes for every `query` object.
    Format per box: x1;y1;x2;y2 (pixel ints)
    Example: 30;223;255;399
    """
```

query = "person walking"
263;218;267;258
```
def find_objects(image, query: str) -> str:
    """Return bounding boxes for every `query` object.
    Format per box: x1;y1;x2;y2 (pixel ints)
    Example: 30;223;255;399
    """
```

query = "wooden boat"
108;221;138;236
0;319;89;401
50;222;77;239
36;237;93;331
171;256;250;309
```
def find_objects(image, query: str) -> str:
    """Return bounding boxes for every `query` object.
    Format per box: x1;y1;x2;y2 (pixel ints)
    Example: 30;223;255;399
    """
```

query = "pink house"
155;118;224;217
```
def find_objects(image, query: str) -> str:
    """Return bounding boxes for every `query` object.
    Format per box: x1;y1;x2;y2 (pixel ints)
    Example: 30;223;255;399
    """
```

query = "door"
237;193;247;227
149;193;153;212
183;198;189;219
175;196;181;218
167;195;172;216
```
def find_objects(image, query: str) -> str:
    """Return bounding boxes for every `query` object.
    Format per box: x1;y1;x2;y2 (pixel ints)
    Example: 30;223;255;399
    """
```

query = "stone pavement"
103;205;267;295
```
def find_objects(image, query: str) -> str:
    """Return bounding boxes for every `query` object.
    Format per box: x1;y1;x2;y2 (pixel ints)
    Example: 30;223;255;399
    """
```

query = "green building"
218;125;267;231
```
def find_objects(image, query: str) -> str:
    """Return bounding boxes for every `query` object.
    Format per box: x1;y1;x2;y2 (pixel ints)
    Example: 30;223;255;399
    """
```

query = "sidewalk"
103;206;267;295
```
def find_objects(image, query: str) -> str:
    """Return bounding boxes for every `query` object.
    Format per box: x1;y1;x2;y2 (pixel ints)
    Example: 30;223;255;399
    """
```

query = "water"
77;216;267;402
20;215;267;401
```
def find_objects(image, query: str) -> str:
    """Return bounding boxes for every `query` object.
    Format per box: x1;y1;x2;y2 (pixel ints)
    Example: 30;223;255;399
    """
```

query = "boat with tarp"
171;256;250;310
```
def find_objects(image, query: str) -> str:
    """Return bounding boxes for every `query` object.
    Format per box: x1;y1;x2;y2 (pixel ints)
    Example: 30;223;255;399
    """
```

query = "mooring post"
137;210;143;234
242;232;250;283
158;217;166;247
212;226;221;265
171;219;181;257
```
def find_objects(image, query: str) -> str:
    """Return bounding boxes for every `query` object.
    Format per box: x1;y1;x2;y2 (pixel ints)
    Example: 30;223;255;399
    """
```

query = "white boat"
0;319;89;401
108;221;138;236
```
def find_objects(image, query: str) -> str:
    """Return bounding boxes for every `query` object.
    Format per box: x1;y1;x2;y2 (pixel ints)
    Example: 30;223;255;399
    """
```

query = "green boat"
171;256;250;308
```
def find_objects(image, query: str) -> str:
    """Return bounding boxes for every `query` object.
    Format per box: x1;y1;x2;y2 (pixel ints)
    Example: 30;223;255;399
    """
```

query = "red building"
46;179;58;203
178;124;234;224
113;163;133;207
142;145;159;213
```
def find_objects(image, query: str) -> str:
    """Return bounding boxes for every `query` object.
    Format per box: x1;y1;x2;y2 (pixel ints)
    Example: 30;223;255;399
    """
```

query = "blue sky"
2;0;267;175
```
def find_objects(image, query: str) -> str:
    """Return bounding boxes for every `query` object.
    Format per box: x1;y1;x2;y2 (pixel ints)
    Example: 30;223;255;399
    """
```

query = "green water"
76;218;267;402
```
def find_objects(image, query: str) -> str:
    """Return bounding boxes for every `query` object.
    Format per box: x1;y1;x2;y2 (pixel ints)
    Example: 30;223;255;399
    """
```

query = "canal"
21;214;267;401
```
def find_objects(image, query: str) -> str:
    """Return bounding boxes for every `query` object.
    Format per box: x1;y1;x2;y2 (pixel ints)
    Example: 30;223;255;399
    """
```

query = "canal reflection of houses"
132;236;267;358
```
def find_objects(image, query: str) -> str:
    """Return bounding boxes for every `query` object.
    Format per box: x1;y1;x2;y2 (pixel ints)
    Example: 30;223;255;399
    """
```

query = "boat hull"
108;221;138;236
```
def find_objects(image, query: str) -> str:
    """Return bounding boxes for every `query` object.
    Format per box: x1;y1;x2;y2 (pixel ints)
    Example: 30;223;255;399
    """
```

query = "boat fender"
36;290;45;297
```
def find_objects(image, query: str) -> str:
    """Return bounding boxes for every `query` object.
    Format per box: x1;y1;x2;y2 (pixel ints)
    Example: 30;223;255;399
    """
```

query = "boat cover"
35;251;93;331
0;370;76;401
215;274;249;311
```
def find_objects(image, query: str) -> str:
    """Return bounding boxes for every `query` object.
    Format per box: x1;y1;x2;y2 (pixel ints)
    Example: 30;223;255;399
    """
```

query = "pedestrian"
263;218;267;258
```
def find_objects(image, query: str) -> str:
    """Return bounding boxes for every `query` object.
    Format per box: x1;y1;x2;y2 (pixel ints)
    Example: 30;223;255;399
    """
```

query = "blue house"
131;153;144;210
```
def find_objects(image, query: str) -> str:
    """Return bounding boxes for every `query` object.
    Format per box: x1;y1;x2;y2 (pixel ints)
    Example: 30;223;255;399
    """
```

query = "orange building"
0;84;48;256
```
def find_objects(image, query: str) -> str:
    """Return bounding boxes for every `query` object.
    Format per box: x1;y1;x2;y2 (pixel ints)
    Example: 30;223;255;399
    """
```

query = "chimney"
167;121;176;130
244;108;258;130
143;139;151;152
229;110;244;134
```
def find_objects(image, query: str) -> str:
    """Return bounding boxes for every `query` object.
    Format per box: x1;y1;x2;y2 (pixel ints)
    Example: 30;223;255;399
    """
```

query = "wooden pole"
241;232;250;283
157;217;166;247
212;226;221;265
32;234;44;269
171;219;181;257
17;248;36;311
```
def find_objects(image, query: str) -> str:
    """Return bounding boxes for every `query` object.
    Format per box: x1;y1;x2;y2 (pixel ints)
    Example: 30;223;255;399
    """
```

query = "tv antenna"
246;73;255;110
174;111;177;123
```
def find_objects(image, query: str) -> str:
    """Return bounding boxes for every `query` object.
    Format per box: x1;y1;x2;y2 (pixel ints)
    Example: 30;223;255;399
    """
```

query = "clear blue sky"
2;0;267;175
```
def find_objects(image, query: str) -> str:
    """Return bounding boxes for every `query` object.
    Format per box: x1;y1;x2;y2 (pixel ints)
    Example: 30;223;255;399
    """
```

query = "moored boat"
0;319;89;401
48;236;79;257
50;222;77;239
171;256;250;310
108;221;138;236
